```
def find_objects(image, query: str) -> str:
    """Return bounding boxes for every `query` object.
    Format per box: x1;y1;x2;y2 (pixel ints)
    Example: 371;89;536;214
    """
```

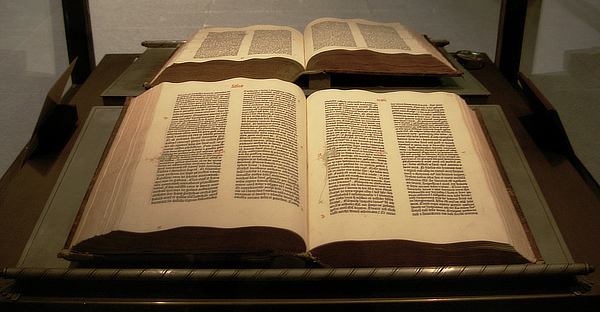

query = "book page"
168;25;305;67
72;84;166;245
303;18;432;65
306;90;530;253
76;78;308;245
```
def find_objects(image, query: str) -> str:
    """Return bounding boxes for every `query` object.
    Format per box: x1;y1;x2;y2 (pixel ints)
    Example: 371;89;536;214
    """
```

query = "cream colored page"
303;18;430;64
112;79;307;240
173;25;305;66
306;90;515;250
72;85;165;245
459;105;534;258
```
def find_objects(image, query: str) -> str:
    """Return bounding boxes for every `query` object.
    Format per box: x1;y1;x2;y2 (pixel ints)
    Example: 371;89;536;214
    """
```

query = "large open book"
61;78;538;267
146;18;462;87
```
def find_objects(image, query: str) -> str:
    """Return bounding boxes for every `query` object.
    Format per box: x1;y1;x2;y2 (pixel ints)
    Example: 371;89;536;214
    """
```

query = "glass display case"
1;1;599;309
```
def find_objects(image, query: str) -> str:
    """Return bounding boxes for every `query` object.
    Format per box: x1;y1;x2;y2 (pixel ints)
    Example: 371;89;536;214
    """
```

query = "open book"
61;78;538;267
146;18;462;87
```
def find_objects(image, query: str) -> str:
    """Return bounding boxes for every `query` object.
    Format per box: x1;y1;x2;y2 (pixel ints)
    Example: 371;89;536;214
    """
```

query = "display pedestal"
2;53;599;308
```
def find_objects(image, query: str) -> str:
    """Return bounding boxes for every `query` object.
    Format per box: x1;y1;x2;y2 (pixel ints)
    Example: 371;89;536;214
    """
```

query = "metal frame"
495;0;528;83
62;0;95;84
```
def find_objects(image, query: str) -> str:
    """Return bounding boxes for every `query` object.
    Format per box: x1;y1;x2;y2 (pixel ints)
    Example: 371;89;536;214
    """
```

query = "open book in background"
146;18;462;88
61;78;538;267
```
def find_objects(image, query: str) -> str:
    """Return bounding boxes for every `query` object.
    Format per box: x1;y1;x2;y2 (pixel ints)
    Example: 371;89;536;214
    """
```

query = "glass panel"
520;0;600;184
88;0;501;62
0;1;70;178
